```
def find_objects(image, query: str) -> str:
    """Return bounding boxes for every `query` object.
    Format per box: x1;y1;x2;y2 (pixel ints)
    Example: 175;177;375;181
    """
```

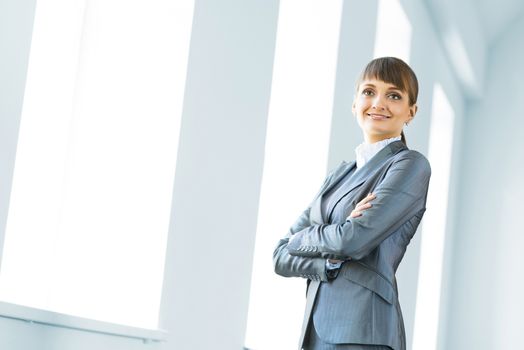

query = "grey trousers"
304;322;392;350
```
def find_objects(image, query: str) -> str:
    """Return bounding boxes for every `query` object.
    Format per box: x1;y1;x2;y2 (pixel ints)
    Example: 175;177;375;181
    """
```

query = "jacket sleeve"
273;237;329;282
272;163;343;282
286;152;431;261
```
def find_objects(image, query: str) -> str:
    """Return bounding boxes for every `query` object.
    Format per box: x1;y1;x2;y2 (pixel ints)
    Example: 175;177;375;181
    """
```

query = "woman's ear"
409;104;418;118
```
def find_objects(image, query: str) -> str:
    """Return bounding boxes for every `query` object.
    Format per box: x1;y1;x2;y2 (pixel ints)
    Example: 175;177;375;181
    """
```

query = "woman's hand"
328;193;376;264
327;194;376;265
348;193;376;219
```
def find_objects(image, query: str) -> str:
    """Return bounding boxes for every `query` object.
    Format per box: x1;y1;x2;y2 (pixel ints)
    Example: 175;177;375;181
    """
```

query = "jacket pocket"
341;262;395;305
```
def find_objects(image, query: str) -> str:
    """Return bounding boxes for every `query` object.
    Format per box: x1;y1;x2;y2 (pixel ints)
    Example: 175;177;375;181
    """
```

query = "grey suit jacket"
273;141;431;350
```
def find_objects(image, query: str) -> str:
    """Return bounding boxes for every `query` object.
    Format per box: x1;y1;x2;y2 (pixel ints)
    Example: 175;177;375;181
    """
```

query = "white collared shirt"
355;135;402;168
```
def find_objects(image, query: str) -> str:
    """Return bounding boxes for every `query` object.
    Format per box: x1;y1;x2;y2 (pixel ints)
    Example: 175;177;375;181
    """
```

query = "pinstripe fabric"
305;321;392;350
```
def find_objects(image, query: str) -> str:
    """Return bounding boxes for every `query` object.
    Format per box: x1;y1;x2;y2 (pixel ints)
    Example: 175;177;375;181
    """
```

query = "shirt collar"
355;136;402;168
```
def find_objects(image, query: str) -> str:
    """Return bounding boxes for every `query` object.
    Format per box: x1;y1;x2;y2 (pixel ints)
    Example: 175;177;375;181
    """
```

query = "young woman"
273;57;431;350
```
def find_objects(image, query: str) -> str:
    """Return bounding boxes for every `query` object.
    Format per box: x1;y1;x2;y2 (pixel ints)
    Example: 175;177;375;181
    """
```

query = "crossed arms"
273;152;431;281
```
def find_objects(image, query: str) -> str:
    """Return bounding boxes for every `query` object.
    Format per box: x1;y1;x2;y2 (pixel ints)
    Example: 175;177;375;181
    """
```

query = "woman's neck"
363;133;401;144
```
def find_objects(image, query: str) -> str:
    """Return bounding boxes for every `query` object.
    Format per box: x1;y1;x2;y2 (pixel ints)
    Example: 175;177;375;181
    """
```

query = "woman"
273;57;431;350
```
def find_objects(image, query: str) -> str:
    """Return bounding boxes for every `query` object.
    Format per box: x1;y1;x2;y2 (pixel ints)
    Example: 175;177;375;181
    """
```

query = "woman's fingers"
356;193;376;206
349;211;362;218
349;206;369;218
348;193;376;219
356;202;373;210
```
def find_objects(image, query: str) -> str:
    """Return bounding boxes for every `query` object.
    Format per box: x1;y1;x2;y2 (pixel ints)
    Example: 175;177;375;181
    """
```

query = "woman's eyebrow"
382;85;404;93
361;83;402;90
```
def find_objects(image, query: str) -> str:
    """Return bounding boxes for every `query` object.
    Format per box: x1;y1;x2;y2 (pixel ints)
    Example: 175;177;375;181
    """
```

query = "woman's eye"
389;93;401;100
362;89;374;96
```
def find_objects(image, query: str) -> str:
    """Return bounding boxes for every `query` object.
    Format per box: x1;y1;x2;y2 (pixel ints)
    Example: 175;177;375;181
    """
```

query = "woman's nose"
372;95;386;110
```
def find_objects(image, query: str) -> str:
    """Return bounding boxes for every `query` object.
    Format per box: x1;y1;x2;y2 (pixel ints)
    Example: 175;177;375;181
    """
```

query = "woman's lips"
367;113;391;120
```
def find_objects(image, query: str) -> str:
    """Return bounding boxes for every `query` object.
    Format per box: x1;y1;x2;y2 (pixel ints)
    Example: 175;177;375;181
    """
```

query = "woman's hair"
355;57;419;145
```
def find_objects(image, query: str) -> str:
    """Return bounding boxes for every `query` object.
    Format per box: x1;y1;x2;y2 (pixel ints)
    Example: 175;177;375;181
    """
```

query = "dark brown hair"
355;57;419;145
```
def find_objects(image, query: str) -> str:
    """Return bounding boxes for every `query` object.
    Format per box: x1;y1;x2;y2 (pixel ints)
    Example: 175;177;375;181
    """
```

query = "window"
244;0;343;349
373;0;412;61
0;0;194;329
412;83;455;349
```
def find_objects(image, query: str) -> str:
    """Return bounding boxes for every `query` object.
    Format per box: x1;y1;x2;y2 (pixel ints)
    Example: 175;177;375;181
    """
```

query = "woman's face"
352;78;417;143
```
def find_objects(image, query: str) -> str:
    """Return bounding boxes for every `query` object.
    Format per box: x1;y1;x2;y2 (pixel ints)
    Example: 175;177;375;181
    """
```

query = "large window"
244;1;343;349
0;0;194;329
412;83;455;350
373;0;412;60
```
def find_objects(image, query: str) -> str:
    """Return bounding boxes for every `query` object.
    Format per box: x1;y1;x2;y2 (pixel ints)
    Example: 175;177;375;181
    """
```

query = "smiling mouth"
367;113;391;120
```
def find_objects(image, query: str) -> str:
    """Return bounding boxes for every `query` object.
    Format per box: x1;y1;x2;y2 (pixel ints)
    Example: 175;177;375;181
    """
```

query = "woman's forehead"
359;78;403;90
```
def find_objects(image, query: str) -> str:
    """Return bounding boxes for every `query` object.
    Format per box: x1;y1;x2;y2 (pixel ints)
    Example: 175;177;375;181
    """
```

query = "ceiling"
425;0;524;47
423;0;524;97
476;0;524;44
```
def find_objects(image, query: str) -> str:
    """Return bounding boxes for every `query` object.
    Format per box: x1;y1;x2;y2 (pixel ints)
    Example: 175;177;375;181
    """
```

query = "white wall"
0;317;163;350
424;0;487;98
157;0;279;349
0;0;35;273
327;0;379;167
443;14;524;350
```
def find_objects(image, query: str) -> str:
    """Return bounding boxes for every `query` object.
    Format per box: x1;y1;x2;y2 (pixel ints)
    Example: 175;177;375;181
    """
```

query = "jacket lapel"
345;140;407;193
309;161;354;225
310;141;408;224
